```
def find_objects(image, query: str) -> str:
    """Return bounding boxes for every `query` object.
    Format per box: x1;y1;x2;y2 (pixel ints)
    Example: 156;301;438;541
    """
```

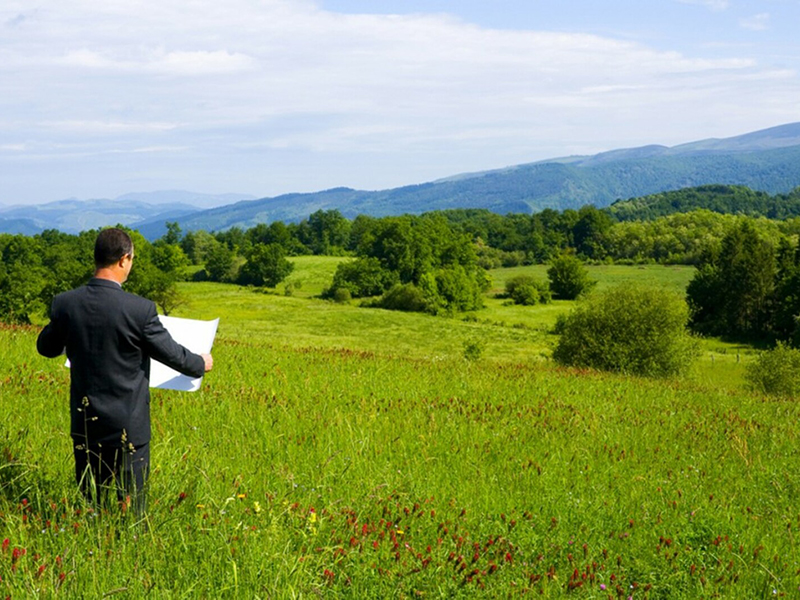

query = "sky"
1;0;799;205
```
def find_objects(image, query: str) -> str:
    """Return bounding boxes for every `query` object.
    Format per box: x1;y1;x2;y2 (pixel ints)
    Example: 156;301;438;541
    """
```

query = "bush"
505;275;551;305
327;257;398;298
332;287;352;304
376;283;428;313
746;343;800;398
500;251;526;268
547;254;596;300
419;266;489;315
463;338;486;362
552;286;699;377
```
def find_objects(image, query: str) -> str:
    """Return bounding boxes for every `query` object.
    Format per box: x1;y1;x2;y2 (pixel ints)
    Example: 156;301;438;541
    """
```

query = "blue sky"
1;0;798;205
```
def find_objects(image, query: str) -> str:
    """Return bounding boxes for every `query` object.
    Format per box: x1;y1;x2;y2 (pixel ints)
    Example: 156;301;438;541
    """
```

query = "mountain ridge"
3;122;800;238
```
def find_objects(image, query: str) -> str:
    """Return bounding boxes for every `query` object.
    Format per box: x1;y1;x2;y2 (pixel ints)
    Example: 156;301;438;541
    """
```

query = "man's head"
94;228;135;283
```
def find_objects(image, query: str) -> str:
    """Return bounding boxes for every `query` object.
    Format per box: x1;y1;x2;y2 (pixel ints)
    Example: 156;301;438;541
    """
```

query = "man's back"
37;277;204;447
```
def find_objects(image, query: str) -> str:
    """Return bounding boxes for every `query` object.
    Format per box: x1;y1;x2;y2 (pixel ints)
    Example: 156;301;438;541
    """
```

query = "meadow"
1;259;798;598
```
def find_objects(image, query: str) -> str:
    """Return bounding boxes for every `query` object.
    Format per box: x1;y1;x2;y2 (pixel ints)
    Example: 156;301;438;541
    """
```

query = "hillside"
607;184;800;221
5;123;800;238
143;122;800;236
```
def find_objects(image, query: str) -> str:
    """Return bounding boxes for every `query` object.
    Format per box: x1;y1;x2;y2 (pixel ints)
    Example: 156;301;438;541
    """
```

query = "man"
37;228;213;517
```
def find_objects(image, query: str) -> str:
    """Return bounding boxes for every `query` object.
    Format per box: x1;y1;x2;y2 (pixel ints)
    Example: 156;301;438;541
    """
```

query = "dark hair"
95;228;133;268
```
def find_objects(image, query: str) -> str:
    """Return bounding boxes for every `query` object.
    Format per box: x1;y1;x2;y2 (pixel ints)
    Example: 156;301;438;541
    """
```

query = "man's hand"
201;353;214;372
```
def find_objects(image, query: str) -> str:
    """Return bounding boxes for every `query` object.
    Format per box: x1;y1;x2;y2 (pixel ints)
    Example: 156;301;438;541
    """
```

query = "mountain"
146;122;800;237
5;123;800;239
0;191;256;235
116;190;257;209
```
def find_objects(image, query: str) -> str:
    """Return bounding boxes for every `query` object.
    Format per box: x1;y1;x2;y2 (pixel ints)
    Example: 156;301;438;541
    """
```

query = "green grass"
2;262;792;598
283;256;350;298
487;264;695;296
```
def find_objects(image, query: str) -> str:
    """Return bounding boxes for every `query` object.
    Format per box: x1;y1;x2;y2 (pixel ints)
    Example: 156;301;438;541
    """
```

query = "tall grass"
3;264;792;597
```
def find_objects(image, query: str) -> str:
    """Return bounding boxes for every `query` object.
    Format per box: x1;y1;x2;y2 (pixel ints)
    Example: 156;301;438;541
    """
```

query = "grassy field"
2;260;796;598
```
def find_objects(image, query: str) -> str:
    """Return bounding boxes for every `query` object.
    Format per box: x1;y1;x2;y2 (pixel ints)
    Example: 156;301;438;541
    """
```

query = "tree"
547;254;596;300
0;234;47;323
162;221;182;245
297;210;351;255
572;205;612;259
203;241;237;283
238;243;294;287
182;230;219;265
687;221;776;339
149;271;188;316
772;239;800;346
151;241;190;277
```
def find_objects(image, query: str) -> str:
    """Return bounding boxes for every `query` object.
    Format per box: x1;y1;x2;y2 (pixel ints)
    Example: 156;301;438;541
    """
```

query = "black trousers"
73;442;150;518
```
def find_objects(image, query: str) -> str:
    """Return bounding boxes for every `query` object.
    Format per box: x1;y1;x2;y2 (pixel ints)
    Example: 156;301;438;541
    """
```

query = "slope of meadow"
2;261;796;598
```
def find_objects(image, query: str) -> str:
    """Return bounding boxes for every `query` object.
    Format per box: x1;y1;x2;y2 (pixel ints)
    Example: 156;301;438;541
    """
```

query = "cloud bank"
0;0;798;202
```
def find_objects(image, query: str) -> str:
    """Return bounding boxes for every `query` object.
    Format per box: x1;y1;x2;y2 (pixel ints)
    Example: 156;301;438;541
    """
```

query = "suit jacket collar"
88;277;123;289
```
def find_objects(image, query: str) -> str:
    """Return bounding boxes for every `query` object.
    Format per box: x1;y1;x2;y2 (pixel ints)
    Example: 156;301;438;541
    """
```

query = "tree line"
1;187;798;346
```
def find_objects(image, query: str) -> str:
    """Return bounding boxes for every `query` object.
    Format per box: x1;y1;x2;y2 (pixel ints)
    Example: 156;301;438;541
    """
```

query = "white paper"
150;315;219;392
65;315;219;392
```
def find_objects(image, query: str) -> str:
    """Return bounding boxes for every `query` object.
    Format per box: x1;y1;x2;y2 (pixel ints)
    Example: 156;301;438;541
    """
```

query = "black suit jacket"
37;278;205;448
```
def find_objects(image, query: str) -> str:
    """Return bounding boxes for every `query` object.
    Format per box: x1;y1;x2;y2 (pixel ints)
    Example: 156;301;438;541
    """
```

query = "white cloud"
0;0;798;202
152;51;257;76
41;120;178;134
676;0;729;10
740;13;770;31
131;145;189;153
59;49;117;69
57;48;256;75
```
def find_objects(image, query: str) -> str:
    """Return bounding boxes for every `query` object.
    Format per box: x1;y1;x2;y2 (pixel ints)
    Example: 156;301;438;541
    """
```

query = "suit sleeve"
37;297;66;358
142;304;206;379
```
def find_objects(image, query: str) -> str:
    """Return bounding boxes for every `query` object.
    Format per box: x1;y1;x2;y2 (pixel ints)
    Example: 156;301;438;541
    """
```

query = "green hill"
142;123;800;236
607;184;800;221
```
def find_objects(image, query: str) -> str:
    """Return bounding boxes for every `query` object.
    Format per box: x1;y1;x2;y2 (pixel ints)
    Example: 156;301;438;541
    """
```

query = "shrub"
463;338;486;362
552;286;699;377
746;343;800;398
332;287;352;304
419;266;489;315
376;283;428;313
547;254;596;300
500;251;526;268
505;275;551;305
327;257;398;298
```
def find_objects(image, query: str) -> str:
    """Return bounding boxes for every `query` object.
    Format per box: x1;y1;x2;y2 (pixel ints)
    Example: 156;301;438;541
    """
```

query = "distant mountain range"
0;192;256;236
3;122;800;239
